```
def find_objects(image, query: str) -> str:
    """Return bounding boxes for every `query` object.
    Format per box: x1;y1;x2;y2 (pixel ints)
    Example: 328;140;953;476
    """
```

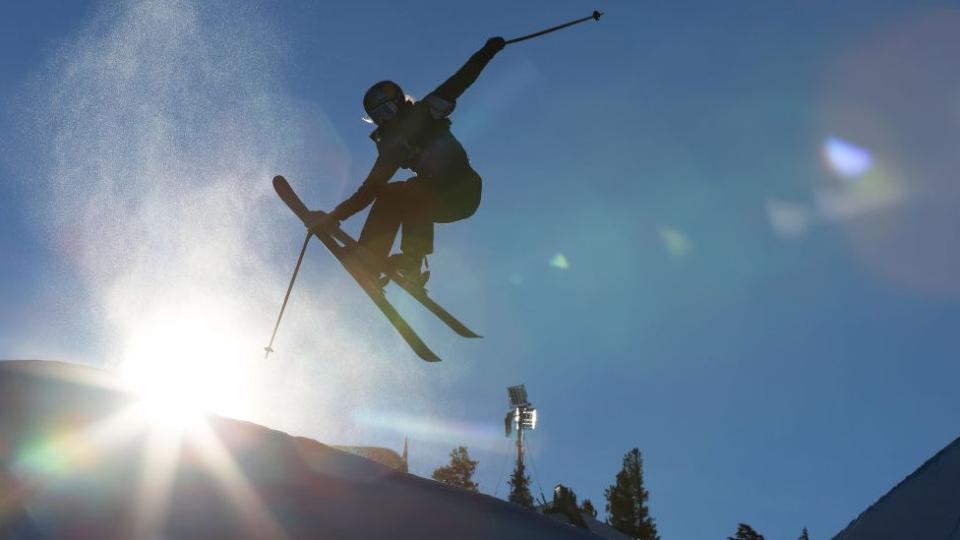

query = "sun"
118;303;257;428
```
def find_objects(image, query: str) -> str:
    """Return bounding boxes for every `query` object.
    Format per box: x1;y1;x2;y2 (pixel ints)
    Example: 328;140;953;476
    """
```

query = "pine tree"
552;484;578;510
508;456;534;508
431;446;478;492
798;527;810;540
548;484;586;527
728;523;765;540
580;499;598;519
604;448;659;540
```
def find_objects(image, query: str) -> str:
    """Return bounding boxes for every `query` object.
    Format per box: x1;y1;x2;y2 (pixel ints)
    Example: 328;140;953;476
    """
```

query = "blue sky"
3;1;960;538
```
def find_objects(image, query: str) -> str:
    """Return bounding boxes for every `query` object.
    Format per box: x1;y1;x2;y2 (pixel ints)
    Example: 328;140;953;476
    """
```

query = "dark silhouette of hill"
0;360;599;539
833;432;960;539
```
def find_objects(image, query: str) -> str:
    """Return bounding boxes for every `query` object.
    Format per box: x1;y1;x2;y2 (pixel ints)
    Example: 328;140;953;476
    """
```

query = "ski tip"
420;350;442;362
450;326;482;339
273;175;287;188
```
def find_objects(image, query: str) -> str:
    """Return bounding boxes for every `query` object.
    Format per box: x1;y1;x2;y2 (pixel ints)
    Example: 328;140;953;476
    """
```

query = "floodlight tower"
505;384;537;467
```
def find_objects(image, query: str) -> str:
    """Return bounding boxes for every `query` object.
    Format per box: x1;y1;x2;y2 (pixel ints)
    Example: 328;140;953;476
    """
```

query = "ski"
323;223;481;339
274;176;440;362
323;227;442;362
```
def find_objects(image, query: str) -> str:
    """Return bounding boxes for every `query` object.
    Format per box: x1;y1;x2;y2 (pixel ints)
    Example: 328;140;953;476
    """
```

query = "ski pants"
358;167;482;260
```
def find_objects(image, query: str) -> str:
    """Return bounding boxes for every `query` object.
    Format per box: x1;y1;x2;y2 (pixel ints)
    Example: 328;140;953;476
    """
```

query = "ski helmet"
363;80;404;125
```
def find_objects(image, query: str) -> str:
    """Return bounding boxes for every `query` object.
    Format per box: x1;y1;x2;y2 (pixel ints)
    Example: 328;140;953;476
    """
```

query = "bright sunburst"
118;302;256;427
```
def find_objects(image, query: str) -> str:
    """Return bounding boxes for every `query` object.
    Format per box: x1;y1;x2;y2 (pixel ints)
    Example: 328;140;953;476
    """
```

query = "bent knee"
436;187;481;223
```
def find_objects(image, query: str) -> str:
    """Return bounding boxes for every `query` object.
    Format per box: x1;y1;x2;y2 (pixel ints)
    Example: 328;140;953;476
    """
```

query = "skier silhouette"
307;37;506;287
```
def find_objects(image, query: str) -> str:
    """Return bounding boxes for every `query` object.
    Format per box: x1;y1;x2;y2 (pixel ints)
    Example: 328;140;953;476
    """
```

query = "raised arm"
431;37;505;103
330;154;400;221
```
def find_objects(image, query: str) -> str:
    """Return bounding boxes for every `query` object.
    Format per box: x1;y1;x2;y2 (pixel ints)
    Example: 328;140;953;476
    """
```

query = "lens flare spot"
824;136;873;179
549;254;570;270
658;226;692;258
354;410;502;451
16;439;71;477
766;198;813;240
815;166;903;222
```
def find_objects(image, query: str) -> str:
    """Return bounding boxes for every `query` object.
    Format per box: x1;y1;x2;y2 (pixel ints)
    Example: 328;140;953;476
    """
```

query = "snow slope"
0;360;599;539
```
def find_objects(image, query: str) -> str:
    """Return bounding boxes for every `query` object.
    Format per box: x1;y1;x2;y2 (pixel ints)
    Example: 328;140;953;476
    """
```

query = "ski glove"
485;37;506;53
305;210;339;233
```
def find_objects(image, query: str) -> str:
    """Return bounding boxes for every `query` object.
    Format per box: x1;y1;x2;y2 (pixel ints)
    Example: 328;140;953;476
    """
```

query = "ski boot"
385;252;430;289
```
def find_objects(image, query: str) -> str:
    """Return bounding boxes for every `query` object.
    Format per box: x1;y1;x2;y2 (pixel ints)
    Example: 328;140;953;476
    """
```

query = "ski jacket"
331;42;499;221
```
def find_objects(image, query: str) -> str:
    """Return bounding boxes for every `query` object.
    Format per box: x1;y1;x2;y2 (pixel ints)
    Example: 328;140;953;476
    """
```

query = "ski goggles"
367;100;399;125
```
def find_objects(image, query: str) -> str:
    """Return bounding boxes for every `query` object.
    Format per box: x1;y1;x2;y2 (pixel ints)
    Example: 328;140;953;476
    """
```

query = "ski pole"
264;230;312;358
504;10;603;46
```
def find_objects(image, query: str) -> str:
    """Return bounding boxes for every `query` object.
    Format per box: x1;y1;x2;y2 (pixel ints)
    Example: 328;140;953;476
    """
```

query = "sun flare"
118;303;257;427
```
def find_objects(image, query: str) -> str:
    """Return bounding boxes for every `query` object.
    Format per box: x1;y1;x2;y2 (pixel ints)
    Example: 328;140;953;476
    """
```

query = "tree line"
430;446;659;539
429;446;811;539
